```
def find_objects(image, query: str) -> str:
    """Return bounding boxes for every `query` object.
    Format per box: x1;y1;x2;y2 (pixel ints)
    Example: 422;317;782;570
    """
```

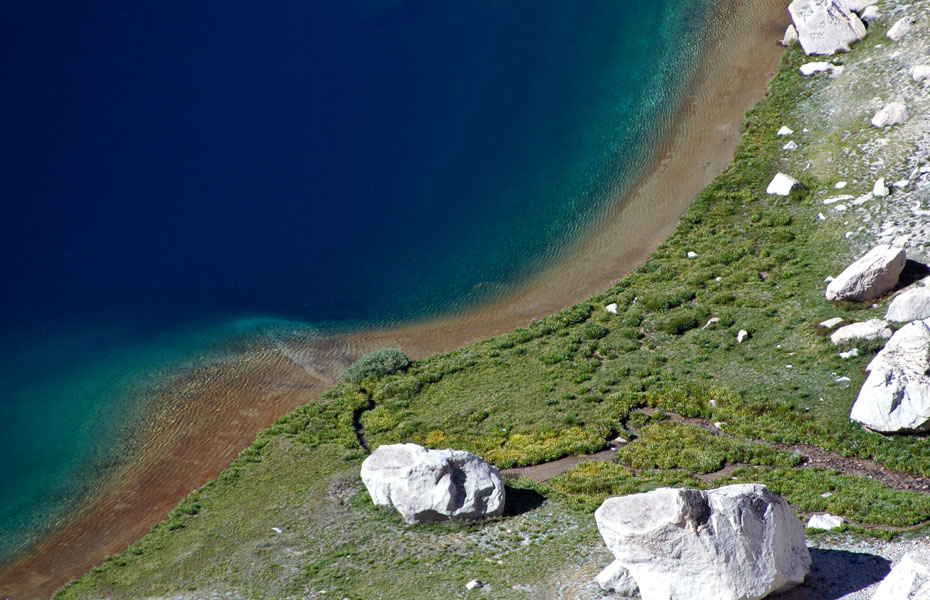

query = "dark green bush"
582;321;609;340
341;348;410;383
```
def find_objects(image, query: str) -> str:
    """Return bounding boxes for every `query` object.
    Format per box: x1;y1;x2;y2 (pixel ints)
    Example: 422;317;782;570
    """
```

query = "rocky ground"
770;1;930;598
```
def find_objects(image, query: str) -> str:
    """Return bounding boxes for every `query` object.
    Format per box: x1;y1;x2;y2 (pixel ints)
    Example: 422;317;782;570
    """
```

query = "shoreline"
0;2;789;597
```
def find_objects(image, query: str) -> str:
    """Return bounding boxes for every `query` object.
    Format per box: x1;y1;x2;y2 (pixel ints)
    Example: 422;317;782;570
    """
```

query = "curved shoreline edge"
0;1;790;597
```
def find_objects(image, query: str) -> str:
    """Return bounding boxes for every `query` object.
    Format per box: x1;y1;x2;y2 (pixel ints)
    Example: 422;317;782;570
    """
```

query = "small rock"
596;560;639;595
830;319;894;345
702;317;721;330
271;526;283;534
687;251;698;258
860;5;879;21
887;288;930;323
818;212;826;221
873;178;890;197
737;330;749;344
807;513;844;530
893;179;909;189
465;579;483;591
823;194;854;204
825;245;906;302
872;103;909;128
767;172;803;196
819;317;846;330
911;65;930;83
886;16;914;41
800;61;844;77
835;181;847;189
777;126;794;136
839;348;860;359
714;421;727;430
783;140;798;151
872;552;930;600
820;491;833;498
605;303;619;314
781;24;799;46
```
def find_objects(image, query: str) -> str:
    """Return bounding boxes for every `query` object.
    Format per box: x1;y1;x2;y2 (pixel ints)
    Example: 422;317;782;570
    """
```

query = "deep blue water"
0;0;712;561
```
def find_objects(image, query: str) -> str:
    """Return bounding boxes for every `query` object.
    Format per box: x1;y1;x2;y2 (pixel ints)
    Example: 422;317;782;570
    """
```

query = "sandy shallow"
0;1;790;597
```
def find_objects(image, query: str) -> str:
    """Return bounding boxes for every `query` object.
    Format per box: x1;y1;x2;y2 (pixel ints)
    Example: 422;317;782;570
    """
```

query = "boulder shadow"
894;259;930;291
502;485;546;517
774;548;891;600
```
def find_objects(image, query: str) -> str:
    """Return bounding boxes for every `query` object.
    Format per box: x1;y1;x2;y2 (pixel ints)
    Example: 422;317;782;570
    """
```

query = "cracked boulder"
789;0;867;55
850;320;930;433
594;484;810;600
360;443;504;524
825;245;906;302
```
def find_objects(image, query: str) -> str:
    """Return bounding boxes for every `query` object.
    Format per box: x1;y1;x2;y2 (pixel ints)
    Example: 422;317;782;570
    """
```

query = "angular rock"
605;302;619;314
887;288;930;323
830;319;894;345
789;0;867;55
767;172;803;196
360;443;505;524
782;24;799;46
784;140;799;151
850;320;930;433
737;329;749;344
872;103;909;128
841;0;872;11
874;178;890;197
825;245;906;302
861;5;880;21
597;560;639;595
777;126;794;136
807;513;844;530
872;552;930;600
887;16;915;41
595;484;811;600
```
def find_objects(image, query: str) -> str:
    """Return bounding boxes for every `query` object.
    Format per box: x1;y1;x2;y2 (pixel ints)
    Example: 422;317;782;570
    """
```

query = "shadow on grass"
503;485;546;517
774;548;891;600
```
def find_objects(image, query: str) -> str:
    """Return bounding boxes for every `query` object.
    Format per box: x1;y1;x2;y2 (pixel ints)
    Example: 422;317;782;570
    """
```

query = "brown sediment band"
0;1;789;597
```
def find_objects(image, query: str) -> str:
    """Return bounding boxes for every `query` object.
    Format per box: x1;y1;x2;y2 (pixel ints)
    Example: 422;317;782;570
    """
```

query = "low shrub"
341;348;410;383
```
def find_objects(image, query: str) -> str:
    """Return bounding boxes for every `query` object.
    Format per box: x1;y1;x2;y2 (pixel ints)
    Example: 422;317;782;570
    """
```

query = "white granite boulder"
872;103;909;128
841;0;873;11
789;0;867;55
767;172;803;196
782;24;799;46
860;5;880;21
360;443;504;524
594;484;811;600
830;319;894;345
887;16;915;42
872;552;930;600
825;245;906;302
887;288;930;323
800;62;844;77
850;320;930;433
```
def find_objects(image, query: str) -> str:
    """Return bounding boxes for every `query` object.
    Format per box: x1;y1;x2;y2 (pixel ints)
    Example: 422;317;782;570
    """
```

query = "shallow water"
0;0;714;563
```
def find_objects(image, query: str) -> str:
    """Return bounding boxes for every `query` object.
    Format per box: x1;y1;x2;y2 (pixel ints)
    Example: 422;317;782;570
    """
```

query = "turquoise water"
0;0;713;562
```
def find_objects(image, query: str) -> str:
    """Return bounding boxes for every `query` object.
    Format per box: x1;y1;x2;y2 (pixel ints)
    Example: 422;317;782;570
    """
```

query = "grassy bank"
55;38;930;600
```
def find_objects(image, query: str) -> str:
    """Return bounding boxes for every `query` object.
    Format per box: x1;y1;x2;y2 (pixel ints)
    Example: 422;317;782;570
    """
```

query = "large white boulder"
887;288;930;323
841;0;873;11
825;245;907;302
872;552;930;600
594;484;811;600
360;443;505;524
911;66;930;83
789;0;867;55
830;319;894;345
872;103;909;128
767;172;803;196
850;320;930;433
